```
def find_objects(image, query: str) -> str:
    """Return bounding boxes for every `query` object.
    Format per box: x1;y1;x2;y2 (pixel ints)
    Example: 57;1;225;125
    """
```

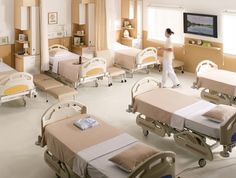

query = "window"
222;12;236;55
147;6;184;44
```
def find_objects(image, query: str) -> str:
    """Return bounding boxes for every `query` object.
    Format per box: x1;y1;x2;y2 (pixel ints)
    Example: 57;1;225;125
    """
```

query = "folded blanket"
74;117;99;130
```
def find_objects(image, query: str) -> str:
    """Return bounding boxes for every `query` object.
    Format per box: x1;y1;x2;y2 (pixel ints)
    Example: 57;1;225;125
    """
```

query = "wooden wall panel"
48;37;72;50
0;44;15;67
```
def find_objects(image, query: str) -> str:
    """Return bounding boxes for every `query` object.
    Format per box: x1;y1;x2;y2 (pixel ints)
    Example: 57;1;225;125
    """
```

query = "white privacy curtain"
147;6;184;44
222;12;236;55
106;0;117;49
40;0;49;71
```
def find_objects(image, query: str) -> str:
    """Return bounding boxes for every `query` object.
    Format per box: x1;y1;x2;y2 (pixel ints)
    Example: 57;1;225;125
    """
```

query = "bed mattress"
197;69;236;96
134;88;199;125
0;62;16;80
44;114;122;167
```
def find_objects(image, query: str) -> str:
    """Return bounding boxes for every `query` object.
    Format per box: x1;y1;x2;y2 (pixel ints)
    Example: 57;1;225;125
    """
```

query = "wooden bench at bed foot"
107;67;127;87
158;59;185;74
33;74;78;102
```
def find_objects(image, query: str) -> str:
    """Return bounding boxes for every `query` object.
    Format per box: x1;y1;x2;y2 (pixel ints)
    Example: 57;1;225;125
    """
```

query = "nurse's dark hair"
166;28;174;35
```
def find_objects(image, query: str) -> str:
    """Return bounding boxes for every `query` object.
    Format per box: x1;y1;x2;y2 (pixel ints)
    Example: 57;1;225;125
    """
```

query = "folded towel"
74;117;99;130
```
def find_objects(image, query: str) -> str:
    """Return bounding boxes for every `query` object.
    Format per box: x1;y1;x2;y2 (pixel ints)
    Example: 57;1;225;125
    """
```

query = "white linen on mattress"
73;133;137;178
49;51;80;73
0;62;13;72
112;42;131;51
171;100;215;130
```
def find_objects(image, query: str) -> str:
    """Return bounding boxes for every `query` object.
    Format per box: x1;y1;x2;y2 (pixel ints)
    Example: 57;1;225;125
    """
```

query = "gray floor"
0;70;236;178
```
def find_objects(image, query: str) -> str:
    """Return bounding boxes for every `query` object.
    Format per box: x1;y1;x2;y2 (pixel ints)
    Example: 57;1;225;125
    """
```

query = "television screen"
184;13;218;38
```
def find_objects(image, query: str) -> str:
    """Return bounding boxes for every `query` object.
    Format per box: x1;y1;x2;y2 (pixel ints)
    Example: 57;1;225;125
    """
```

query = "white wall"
143;0;236;42
0;0;14;43
0;0;71;44
46;0;71;37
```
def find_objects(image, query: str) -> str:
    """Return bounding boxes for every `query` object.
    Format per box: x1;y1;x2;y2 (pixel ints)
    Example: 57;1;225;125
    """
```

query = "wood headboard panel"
48;37;72;51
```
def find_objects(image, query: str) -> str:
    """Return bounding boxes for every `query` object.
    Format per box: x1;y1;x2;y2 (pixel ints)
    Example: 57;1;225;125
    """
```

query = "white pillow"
203;104;236;123
49;49;69;57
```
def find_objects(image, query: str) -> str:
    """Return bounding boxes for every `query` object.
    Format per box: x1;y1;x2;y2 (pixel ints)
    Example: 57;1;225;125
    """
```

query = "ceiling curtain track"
95;0;107;51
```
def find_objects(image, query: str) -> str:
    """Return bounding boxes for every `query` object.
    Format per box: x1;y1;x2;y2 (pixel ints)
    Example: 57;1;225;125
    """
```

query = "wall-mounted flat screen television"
184;13;218;38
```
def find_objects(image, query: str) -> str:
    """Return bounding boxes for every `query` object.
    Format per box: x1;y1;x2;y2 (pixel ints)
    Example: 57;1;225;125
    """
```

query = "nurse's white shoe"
172;84;180;88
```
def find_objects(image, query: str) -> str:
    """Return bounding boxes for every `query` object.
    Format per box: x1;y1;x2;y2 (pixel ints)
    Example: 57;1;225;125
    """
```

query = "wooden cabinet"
121;0;135;19
0;45;15;67
15;55;40;74
72;0;86;25
15;6;29;30
16;0;39;7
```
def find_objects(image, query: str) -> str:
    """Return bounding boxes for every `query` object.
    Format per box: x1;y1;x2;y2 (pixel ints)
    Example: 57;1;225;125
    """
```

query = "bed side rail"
128;77;160;112
128;151;175;178
80;57;107;78
220;113;236;146
48;44;68;51
37;100;87;147
136;47;158;65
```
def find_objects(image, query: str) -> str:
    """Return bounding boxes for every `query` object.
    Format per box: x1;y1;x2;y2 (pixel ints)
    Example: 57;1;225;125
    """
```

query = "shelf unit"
14;0;40;74
184;43;221;51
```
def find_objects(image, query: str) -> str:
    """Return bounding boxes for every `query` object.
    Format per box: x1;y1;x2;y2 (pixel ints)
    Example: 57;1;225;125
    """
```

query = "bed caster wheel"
198;158;206;168
181;71;184;74
56;174;61;178
124;79;127;83
46;100;49;103
108;83;112;87
143;129;149;137
220;151;230;158
95;83;99;87
34;95;37;98
121;80;124;83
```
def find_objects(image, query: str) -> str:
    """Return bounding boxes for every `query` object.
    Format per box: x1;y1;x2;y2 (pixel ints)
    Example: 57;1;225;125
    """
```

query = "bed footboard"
37;100;87;147
129;152;175;178
136;47;158;66
128;77;160;112
0;72;37;103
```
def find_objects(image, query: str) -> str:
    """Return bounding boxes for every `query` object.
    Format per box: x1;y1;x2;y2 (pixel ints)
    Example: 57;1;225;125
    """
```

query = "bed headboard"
48;44;68;51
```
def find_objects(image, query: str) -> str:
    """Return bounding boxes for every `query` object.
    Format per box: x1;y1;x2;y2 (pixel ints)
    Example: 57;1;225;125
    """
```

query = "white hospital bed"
113;42;159;76
36;100;176;178
192;60;236;105
128;77;236;167
48;45;107;88
0;59;37;105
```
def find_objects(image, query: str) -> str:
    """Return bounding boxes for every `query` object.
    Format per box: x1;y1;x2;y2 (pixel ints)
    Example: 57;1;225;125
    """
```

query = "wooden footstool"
33;74;51;83
47;86;78;101
173;59;184;73
36;79;64;91
107;67;127;86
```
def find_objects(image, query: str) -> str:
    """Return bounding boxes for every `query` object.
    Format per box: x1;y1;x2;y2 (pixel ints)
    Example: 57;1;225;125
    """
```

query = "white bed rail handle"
196;60;218;74
128;77;160;112
37;100;87;147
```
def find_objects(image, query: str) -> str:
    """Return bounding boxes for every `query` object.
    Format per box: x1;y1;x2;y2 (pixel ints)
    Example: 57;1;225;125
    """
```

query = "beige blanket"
58;59;81;82
134;88;199;124
115;48;141;70
197;69;236;96
44;114;122;167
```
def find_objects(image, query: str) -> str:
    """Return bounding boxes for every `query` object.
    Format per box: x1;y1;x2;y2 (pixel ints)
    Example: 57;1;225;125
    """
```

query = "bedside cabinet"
72;45;95;59
15;55;40;74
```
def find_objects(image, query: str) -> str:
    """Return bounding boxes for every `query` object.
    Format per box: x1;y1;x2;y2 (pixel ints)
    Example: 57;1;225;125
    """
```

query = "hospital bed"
192;60;236;105
0;58;37;105
36;100;175;178
113;42;159;76
128;77;236;167
48;45;107;88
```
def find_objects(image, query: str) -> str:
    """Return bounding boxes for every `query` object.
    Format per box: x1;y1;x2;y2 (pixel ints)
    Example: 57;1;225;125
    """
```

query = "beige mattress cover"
134;88;199;124
115;48;141;70
58;59;81;82
44;114;122;167
197;69;236;96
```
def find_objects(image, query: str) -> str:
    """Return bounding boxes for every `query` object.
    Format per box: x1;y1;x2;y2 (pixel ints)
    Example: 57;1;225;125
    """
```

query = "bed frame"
48;44;107;88
0;60;37;105
128;77;236;167
192;60;235;105
36;100;175;178
115;47;159;76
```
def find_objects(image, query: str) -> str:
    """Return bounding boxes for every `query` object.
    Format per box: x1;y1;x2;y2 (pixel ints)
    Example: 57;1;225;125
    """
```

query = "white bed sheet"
49;51;80;73
0;62;13;73
73;133;137;178
111;42;131;51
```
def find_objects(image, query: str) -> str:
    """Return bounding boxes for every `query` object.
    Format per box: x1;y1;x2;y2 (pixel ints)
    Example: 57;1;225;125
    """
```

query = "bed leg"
22;97;26;107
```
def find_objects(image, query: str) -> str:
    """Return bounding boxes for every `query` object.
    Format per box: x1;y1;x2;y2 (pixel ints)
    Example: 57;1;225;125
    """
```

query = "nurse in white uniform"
160;28;180;88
